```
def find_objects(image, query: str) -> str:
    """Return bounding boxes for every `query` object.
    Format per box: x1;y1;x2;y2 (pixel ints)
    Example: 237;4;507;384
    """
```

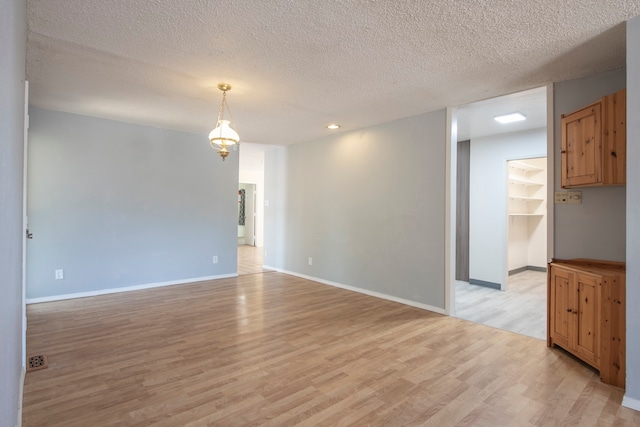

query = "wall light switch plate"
554;192;568;204
212;256;218;264
55;269;64;280
567;191;582;204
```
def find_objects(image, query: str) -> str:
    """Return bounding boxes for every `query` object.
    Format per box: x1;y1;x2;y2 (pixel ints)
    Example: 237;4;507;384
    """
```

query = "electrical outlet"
308;257;313;266
554;191;568;204
567;191;582;204
55;269;64;280
212;256;218;264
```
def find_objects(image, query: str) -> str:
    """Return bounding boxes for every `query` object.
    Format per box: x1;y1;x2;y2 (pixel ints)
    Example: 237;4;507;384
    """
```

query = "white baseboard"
622;394;640;411
266;267;445;315
25;273;238;304
16;366;25;427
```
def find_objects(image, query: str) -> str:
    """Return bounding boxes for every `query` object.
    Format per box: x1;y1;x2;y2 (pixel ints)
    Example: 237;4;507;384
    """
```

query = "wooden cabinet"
560;89;626;188
547;259;625;388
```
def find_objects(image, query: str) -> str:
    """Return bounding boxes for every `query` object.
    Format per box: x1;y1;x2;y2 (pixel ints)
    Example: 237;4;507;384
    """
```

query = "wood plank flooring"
23;272;639;426
455;270;547;340
238;245;271;276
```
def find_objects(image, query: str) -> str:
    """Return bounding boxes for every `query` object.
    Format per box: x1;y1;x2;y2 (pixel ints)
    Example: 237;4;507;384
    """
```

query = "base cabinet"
547;259;625;388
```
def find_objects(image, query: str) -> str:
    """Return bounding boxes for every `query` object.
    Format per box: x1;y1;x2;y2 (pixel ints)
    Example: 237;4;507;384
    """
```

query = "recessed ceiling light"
326;124;340;130
494;112;526;124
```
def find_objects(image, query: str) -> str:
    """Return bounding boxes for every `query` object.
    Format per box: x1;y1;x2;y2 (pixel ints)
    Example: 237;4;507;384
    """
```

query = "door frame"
504;154;547;291
445;83;555;315
22;81;29;365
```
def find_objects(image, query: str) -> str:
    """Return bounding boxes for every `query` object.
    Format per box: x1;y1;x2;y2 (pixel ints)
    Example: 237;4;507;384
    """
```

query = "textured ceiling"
26;1;640;145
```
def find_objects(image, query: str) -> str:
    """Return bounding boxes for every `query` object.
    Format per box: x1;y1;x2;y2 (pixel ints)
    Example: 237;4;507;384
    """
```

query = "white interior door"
244;184;256;246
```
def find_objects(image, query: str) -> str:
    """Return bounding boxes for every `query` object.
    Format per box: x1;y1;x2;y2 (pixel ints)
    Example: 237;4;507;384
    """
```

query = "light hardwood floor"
23;272;638;426
238;245;271;276
455;270;547;340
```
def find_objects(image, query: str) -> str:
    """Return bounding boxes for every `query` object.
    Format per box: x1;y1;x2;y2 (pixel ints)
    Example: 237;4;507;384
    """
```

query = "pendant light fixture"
209;83;240;161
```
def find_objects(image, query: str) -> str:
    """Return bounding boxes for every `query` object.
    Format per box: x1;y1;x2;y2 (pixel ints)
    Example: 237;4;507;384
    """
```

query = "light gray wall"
553;68;626;261
264;111;447;309
469;128;547;286
626;14;640;406
263;147;288;269
0;0;26;424
27;108;238;300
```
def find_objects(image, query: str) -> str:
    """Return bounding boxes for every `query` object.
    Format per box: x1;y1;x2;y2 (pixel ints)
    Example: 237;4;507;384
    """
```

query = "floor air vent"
27;354;48;372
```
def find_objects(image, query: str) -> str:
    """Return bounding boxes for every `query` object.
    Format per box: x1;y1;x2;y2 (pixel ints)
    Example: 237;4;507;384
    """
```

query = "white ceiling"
456;86;547;141
26;1;639;146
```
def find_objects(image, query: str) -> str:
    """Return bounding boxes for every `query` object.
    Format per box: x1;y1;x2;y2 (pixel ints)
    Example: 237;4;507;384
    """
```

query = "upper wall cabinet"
560;89;626;188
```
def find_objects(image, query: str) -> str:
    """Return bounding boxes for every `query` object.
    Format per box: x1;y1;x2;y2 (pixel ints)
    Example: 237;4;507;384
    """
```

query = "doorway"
451;86;550;340
237;142;278;276
507;157;547;279
237;183;267;275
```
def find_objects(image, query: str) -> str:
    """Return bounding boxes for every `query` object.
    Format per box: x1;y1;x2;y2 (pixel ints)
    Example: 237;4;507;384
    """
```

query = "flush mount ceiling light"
326;124;340;130
494;112;527;124
209;83;240;161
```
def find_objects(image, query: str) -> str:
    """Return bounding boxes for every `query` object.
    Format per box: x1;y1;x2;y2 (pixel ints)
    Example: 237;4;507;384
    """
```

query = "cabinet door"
549;267;572;348
561;103;602;187
573;273;600;367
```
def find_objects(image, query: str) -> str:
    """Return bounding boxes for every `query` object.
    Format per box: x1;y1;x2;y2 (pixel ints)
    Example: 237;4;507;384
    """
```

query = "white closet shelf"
508;213;545;217
509;196;544;202
508;176;544;186
509;161;544;172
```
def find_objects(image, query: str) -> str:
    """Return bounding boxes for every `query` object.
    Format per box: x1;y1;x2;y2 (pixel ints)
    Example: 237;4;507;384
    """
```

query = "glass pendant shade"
209;120;239;146
209;120;239;161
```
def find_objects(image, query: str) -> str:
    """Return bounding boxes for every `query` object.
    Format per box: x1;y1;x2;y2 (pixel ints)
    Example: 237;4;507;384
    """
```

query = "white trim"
622;395;640;411
17;366;25;427
546;83;555;263
445;107;456;316
25;273;238;304
22;80;29;369
265;267;446;315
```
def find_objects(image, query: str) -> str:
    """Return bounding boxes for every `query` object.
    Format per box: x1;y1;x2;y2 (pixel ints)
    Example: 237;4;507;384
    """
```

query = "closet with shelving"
507;158;547;274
